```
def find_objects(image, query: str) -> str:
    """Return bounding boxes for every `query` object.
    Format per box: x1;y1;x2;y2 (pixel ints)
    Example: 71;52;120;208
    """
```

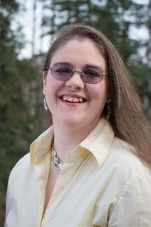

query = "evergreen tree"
40;0;144;61
0;0;40;194
39;0;151;118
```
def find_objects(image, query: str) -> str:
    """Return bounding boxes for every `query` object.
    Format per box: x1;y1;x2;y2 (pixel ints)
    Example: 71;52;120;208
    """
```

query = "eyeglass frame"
43;63;108;84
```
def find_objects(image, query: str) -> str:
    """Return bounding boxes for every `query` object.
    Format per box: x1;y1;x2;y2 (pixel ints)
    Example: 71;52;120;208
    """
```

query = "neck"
52;120;99;161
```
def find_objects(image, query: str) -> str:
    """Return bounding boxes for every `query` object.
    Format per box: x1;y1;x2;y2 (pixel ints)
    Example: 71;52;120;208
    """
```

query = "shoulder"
8;153;31;185
13;153;30;171
104;137;151;189
108;138;151;225
109;137;145;170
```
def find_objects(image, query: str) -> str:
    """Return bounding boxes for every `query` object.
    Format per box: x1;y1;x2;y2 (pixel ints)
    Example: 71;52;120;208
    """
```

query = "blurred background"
0;0;151;225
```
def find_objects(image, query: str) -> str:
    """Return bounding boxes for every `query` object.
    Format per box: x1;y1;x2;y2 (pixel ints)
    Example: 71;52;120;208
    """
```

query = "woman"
5;24;151;227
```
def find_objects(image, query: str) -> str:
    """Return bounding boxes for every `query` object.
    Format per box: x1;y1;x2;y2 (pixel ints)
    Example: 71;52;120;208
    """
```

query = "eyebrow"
54;62;104;71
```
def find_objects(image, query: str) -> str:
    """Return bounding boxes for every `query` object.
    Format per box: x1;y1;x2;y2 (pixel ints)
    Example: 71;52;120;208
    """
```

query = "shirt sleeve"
4;169;14;227
109;167;151;227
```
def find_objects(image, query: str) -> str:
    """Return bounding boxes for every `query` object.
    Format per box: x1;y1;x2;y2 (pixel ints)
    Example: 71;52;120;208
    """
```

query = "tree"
39;0;151;118
40;0;143;61
0;0;40;193
128;0;151;119
0;0;43;224
145;0;151;118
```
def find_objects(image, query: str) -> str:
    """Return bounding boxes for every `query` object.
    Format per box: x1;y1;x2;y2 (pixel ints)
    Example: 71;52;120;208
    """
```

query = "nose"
65;71;84;90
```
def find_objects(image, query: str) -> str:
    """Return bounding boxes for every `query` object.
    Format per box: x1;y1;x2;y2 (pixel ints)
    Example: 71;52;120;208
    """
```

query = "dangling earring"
43;94;48;111
107;100;111;120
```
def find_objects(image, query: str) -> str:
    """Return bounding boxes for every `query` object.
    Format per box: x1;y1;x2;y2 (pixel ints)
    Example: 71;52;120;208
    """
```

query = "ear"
106;92;112;104
106;83;112;103
42;72;47;94
106;97;112;104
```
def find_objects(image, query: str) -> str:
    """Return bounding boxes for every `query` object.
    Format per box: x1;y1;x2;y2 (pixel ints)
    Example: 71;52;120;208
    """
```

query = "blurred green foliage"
40;0;151;115
0;0;151;224
0;0;41;193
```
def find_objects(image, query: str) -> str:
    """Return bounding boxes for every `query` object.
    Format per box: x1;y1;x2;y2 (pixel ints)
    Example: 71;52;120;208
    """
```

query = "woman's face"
43;38;110;130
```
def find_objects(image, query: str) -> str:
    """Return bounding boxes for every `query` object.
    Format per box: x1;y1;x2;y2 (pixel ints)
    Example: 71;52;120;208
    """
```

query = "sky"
14;0;150;59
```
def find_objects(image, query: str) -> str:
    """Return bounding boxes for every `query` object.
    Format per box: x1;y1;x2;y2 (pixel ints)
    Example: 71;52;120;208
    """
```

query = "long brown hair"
43;24;151;169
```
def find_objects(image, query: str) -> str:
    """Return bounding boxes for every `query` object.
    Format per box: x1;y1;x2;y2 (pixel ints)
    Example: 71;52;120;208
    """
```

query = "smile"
61;95;86;103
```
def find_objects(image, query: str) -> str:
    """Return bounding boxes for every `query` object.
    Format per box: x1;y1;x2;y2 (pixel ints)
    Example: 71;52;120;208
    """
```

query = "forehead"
50;38;107;71
52;37;104;55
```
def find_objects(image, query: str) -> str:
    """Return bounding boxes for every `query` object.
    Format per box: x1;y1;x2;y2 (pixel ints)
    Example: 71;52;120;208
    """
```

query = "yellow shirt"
5;118;151;227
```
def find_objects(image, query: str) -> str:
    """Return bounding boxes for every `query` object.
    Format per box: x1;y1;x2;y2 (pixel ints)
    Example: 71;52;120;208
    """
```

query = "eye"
84;69;101;78
54;65;72;75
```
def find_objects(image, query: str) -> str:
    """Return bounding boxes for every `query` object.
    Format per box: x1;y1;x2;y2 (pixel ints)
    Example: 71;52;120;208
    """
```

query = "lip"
60;93;87;99
59;93;87;104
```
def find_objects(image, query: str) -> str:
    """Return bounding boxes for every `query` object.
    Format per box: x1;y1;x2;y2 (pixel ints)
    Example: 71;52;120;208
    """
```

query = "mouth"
60;95;87;103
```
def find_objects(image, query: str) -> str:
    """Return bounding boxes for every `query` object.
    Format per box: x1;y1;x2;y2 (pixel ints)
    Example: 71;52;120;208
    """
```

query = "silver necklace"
51;147;64;171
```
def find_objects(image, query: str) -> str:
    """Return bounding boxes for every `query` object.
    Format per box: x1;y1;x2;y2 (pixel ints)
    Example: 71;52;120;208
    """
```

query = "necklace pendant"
58;162;64;171
51;148;64;171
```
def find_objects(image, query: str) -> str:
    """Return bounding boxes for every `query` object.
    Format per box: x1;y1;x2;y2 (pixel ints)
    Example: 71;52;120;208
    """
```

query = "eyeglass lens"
51;64;104;84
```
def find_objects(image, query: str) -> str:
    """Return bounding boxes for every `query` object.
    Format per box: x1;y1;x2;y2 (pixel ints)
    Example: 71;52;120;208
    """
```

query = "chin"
63;119;81;126
61;116;84;127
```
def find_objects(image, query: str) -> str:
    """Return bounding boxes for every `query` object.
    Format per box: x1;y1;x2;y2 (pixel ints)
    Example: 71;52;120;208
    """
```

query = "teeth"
68;97;73;102
62;95;84;103
63;95;67;101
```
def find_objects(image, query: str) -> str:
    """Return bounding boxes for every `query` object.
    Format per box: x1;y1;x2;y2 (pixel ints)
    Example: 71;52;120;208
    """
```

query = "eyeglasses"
44;63;108;84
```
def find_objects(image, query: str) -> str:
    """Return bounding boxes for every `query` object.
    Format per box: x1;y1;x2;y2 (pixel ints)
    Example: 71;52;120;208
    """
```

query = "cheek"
90;83;108;102
45;77;64;99
45;76;56;92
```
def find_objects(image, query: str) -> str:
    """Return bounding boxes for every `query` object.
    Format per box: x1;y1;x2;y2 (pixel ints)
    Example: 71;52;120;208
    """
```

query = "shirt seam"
110;166;148;216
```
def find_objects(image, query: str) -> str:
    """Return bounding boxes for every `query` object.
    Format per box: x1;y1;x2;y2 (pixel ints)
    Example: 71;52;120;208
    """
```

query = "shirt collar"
30;126;54;163
80;118;114;168
30;118;114;168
